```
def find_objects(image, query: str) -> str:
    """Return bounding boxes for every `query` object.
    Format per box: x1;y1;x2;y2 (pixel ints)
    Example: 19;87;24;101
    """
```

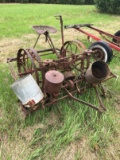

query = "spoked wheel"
60;40;86;57
60;40;88;77
89;41;113;63
17;48;43;85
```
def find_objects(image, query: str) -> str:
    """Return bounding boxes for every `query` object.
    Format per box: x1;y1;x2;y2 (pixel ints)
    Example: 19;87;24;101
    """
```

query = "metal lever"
55;15;64;46
64;24;93;29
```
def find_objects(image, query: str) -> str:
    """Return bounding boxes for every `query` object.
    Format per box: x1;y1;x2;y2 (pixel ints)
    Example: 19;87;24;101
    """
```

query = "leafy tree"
85;0;94;4
0;0;95;4
95;0;120;14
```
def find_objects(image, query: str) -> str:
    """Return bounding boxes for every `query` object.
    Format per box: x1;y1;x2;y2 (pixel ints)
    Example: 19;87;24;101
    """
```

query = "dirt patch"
0;30;87;63
23;33;36;39
0;34;39;63
112;65;120;74
0;123;46;160
56;138;97;160
1;134;32;160
105;133;120;160
114;95;120;111
0;38;25;63
0;109;4;120
64;29;86;41
46;111;59;126
20;123;46;142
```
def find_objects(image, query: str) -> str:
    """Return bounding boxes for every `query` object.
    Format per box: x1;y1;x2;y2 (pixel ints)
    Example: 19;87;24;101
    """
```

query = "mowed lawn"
0;4;120;160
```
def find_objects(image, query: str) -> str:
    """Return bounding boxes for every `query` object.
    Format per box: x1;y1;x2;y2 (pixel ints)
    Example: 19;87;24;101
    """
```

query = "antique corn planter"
7;16;116;116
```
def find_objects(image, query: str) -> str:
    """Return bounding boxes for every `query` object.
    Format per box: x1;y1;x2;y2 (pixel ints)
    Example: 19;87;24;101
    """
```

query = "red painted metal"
88;26;120;41
76;28;120;52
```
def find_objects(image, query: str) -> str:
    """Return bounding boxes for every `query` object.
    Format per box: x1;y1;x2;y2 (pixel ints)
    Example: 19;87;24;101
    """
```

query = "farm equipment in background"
65;23;120;62
7;16;117;116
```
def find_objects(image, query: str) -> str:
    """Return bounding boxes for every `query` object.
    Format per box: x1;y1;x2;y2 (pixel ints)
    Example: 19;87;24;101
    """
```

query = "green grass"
0;4;120;38
0;4;120;160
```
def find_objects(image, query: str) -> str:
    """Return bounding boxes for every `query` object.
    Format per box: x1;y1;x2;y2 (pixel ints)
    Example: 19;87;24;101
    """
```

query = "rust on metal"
44;70;64;94
32;26;57;34
7;15;117;116
85;61;110;84
64;71;75;80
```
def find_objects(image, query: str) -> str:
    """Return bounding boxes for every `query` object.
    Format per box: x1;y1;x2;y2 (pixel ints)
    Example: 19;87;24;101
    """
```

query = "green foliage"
95;0;120;14
0;0;95;4
85;0;94;4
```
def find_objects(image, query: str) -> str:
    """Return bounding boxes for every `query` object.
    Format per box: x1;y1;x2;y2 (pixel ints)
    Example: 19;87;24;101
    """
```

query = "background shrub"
95;0;120;14
0;0;94;4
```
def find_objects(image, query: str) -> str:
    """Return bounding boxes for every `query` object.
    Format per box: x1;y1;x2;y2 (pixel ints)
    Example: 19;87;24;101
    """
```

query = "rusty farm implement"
7;16;117;116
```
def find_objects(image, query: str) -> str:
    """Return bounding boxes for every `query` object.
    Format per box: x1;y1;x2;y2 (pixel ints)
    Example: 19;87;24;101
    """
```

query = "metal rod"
76;28;120;52
55;15;64;46
7;62;18;81
33;34;40;48
88;25;120;41
45;33;60;58
64;88;103;112
94;86;106;111
60;15;64;46
44;90;77;107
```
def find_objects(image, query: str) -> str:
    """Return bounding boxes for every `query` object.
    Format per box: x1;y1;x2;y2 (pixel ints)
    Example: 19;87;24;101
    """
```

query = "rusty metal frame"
7;16;117;116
